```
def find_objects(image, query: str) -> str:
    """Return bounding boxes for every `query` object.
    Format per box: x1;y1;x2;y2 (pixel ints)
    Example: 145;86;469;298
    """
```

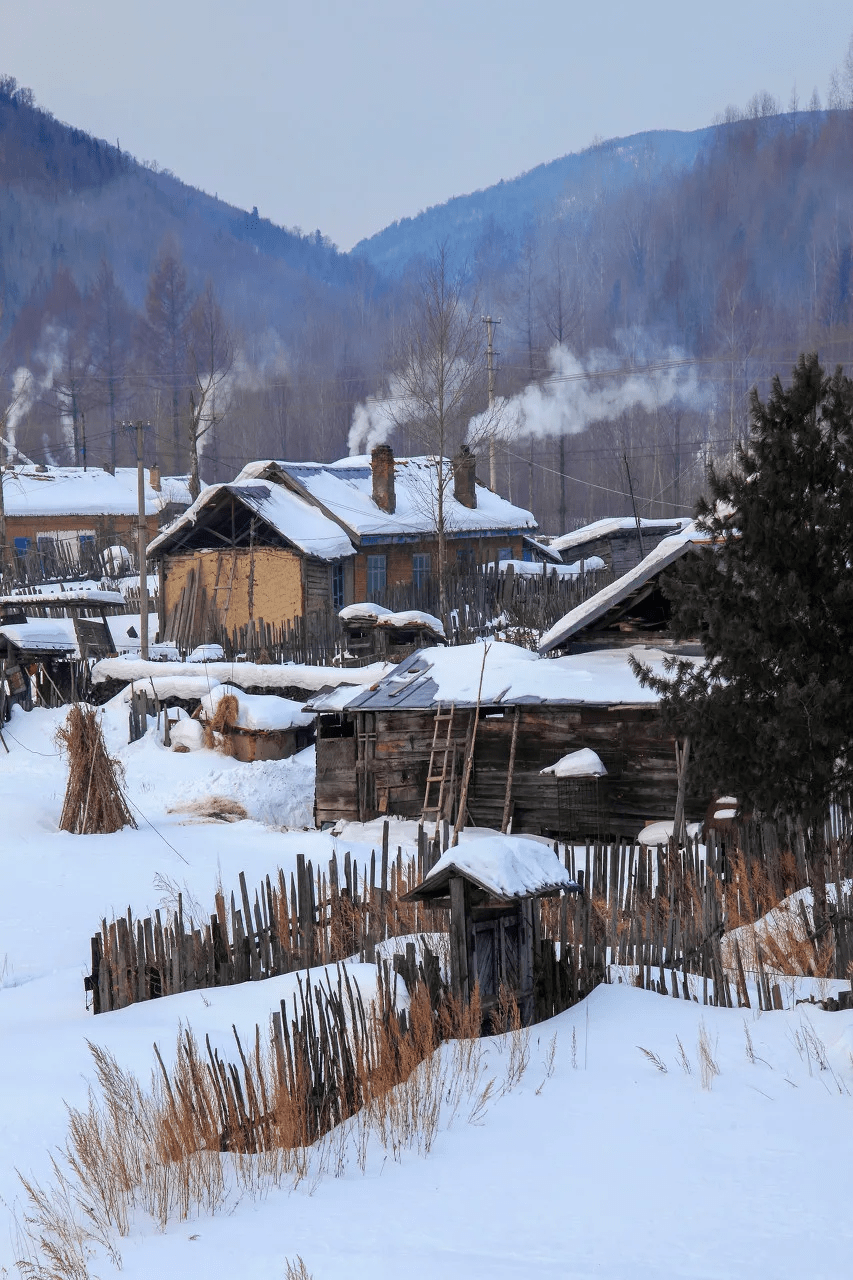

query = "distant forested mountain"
2;68;853;536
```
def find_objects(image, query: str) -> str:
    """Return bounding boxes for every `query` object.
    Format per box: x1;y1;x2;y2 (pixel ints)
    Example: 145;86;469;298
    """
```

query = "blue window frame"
497;547;512;562
412;553;430;588
331;561;345;610
366;553;386;599
13;536;31;557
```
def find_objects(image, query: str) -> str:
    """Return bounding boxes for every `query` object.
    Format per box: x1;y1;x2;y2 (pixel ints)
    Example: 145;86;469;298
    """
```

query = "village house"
1;464;191;577
147;446;537;645
538;523;709;655
548;516;693;576
308;639;707;841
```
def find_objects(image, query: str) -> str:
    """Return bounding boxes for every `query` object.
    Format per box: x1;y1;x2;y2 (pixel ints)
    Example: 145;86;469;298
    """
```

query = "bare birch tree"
387;246;495;614
185;282;233;499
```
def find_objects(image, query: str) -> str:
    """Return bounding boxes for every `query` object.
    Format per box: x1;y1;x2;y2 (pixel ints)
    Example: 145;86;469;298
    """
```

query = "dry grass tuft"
16;968;515;1279
55;705;136;835
637;1046;668;1073
203;694;239;752
697;1019;720;1090
284;1259;313;1280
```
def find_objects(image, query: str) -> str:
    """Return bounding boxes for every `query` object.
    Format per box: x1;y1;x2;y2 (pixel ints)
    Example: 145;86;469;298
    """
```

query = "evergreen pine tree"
637;352;853;841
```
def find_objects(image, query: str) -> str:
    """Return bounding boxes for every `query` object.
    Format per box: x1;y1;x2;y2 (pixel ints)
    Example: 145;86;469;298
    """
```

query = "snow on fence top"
309;639;694;713
407;833;576;901
538;524;710;654
0;466;189;517
91;654;393;693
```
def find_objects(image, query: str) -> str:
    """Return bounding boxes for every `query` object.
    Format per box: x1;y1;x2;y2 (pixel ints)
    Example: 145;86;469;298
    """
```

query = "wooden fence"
162;560;615;664
89;805;853;1020
89;826;448;1014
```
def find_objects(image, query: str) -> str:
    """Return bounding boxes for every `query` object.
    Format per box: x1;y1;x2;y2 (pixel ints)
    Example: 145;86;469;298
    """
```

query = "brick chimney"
452;446;477;509
371;444;396;513
148;465;161;492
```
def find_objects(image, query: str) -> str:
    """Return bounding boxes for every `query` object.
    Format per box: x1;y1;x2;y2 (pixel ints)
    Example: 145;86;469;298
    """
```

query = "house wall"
162;547;305;632
5;512;158;546
315;702;706;838
352;534;525;599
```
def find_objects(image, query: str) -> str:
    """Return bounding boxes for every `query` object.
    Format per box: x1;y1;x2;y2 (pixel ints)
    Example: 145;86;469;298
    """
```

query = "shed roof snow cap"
540;748;607;778
340;602;445;637
410;834;577;901
200;683;314;732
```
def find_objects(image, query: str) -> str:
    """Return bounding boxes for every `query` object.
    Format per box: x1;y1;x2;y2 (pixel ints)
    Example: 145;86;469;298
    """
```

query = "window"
331;561;345;610
497;547;512;562
366;553;386;599
457;548;473;567
412;552;430;588
13;537;31;558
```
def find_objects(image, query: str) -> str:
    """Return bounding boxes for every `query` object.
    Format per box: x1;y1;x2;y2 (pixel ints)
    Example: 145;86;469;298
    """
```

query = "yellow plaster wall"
163;547;304;630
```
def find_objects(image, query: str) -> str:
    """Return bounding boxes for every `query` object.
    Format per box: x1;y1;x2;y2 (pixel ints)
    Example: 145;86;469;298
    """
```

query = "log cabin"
308;640;708;841
538;524;710;655
548;516;693;577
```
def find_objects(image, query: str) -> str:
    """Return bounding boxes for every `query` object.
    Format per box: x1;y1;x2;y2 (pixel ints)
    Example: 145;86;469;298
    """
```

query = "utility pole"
133;421;150;659
623;451;646;561
482;315;501;491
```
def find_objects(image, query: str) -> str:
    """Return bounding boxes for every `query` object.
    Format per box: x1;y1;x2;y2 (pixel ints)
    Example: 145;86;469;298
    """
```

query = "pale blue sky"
2;0;851;249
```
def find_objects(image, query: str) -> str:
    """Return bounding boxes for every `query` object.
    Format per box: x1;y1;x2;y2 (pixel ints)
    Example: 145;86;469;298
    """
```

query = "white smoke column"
4;367;36;456
348;371;417;455
348;362;471;455
467;342;711;445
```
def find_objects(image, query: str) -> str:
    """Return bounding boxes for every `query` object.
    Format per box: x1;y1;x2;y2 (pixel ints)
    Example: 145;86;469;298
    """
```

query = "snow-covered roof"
0;588;125;608
200;683;314;732
239;455;537;540
147;478;355;560
549;516;693;555
0;466;190;518
538;525;710;655
307;640;699;713
0;618;78;653
406;833;576;901
339;602;445;637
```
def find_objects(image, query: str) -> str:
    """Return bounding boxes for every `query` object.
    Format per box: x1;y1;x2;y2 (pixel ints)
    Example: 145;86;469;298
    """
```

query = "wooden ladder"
212;549;238;619
422;703;456;825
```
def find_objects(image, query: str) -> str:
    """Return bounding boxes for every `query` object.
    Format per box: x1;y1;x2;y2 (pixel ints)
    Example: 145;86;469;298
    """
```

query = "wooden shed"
308;641;708;840
538;526;710;655
548;517;693;577
339;602;446;666
404;835;577;1025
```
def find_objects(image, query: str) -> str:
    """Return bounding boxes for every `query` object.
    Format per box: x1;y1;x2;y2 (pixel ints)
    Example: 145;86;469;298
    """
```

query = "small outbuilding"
339;602;446;666
404;834;577;1025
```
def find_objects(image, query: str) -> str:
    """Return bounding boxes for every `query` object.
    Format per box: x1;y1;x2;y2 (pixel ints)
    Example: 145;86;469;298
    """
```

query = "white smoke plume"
348;371;418;456
2;326;67;459
467;342;711;445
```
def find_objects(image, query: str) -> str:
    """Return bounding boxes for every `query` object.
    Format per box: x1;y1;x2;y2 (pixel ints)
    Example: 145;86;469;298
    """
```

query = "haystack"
56;704;137;834
203;692;239;753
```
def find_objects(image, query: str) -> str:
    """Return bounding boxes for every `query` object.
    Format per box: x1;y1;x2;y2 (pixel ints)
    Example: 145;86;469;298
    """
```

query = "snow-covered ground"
3;701;853;1278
